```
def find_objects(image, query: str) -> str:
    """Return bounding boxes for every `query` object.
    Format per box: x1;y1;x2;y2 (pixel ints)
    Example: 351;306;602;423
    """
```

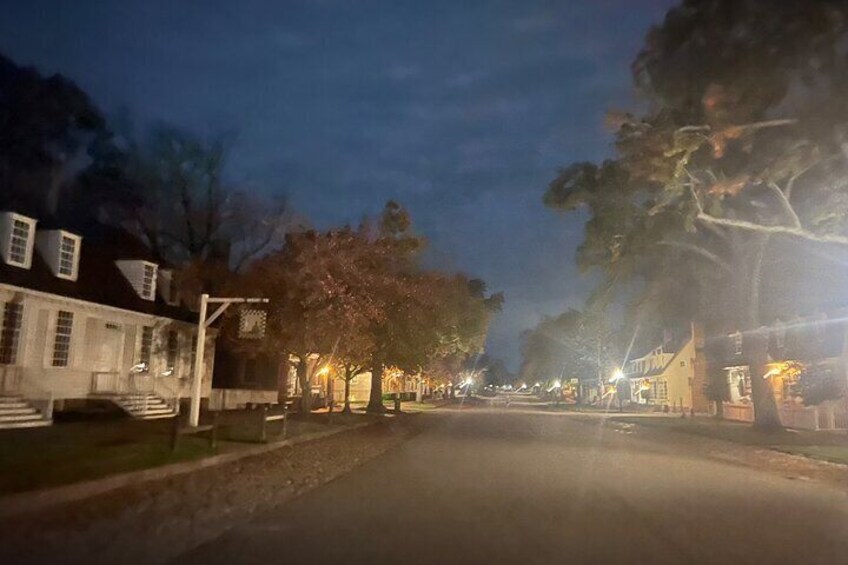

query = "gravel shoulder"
0;415;422;565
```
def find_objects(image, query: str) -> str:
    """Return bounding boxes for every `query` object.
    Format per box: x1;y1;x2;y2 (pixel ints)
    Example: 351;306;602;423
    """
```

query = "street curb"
0;422;371;520
620;416;848;469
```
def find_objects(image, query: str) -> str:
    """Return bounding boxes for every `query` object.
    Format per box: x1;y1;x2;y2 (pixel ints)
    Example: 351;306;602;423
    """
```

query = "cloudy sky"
0;0;676;368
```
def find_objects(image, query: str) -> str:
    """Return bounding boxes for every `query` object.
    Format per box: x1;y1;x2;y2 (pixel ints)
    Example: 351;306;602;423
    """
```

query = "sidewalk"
613;414;848;466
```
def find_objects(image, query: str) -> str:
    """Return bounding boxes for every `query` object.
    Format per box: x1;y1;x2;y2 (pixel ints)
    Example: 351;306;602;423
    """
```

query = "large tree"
363;204;503;412
122;126;290;281
417;276;503;400
545;0;848;430
241;226;386;413
520;307;618;399
0;52;133;222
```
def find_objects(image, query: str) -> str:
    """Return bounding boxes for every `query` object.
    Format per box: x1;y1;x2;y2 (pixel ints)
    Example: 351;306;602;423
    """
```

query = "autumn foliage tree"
235;201;502;415
240;226;386;413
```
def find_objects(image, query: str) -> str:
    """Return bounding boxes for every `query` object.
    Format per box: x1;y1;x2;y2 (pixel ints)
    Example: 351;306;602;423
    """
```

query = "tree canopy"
545;0;848;429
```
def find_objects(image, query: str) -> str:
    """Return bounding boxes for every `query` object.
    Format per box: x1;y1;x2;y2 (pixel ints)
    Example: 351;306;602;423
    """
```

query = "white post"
189;293;209;427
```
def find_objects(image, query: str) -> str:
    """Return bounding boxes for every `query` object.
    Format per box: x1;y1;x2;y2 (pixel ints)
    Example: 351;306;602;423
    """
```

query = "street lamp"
609;368;626;412
609;368;625;383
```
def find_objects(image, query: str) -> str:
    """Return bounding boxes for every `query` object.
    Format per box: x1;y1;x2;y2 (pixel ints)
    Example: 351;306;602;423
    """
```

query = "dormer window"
157;268;178;305
141;263;156;299
35;229;82;281
10;220;31;264
58;235;77;277
115;260;158;301
0;212;37;269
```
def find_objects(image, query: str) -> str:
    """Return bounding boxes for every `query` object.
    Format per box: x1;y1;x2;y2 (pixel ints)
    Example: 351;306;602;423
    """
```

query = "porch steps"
0;396;52;429
112;393;177;420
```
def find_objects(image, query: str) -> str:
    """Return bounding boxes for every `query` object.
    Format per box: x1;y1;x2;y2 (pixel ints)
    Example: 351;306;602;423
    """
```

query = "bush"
795;365;845;406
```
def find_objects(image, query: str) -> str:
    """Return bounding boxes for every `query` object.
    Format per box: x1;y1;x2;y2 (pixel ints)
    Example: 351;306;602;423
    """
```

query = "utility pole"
189;294;269;427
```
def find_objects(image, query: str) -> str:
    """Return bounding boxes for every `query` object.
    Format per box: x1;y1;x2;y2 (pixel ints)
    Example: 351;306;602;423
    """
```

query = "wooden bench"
258;401;294;442
170;411;220;452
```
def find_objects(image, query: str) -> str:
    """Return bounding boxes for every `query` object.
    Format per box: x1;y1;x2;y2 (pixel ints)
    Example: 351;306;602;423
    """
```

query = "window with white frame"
8;218;33;267
51;311;74;367
141;264;156;300
657;379;668;401
651;379;669;401
0;302;23;365
57;234;78;278
138;326;153;371
166;330;178;371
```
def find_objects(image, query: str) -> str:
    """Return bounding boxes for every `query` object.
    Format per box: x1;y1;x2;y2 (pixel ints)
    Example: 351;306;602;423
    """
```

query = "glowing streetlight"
609;368;625;383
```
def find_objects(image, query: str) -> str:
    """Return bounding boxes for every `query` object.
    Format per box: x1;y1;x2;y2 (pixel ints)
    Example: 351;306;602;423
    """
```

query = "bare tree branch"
656;240;734;273
696;212;848;246
766;181;803;228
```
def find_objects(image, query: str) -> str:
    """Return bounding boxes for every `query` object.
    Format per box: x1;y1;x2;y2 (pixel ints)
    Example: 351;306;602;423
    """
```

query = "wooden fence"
721;399;848;431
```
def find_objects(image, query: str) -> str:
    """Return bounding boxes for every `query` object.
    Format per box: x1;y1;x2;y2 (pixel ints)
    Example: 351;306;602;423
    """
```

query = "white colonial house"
0;211;216;428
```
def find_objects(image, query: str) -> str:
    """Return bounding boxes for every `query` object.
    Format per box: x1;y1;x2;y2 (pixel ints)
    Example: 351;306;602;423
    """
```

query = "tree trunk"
343;374;352;414
714;399;724;418
366;363;386;413
746;327;782;431
277;355;290;405
740;235;782;431
296;359;312;415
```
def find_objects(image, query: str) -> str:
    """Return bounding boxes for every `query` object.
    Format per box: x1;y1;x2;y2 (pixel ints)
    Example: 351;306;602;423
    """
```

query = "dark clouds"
0;0;676;368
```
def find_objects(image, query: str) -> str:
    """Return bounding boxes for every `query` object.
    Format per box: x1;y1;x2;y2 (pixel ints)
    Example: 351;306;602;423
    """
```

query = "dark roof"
0;219;194;323
630;331;689;365
627;329;692;378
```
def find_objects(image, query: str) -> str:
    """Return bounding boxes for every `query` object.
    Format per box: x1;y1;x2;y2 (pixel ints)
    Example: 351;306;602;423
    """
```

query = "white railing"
91;371;122;394
1;367;53;422
18;377;54;422
125;373;151;415
153;376;180;414
91;371;180;416
0;365;22;394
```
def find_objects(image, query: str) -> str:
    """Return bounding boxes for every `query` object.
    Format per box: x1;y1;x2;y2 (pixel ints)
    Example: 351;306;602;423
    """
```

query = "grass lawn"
0;410;361;496
614;416;848;465
0;418;216;495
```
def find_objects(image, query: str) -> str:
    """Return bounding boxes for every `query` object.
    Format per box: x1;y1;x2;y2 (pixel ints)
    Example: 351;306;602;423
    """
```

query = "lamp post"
610;368;625;413
189;294;269;427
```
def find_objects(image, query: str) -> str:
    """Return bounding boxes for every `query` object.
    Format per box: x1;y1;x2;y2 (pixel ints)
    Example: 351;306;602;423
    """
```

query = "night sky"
0;0;676;368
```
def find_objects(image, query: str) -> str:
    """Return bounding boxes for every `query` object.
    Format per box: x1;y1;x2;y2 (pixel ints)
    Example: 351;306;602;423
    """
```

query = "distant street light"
609;368;625;383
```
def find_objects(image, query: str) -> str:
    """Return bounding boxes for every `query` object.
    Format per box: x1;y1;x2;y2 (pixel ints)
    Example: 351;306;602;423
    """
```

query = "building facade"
0;212;216;427
709;312;848;430
625;323;710;412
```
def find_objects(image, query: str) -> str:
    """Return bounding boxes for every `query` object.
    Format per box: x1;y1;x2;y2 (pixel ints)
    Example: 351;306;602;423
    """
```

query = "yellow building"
624;324;709;412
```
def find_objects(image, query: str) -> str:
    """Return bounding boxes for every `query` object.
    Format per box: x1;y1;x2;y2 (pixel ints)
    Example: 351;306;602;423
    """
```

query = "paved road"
180;408;848;565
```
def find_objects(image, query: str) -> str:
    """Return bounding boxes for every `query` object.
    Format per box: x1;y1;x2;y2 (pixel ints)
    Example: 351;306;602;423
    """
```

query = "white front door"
94;323;123;373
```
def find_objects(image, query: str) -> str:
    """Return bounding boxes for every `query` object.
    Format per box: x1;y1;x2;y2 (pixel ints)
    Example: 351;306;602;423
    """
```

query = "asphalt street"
180;407;848;565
